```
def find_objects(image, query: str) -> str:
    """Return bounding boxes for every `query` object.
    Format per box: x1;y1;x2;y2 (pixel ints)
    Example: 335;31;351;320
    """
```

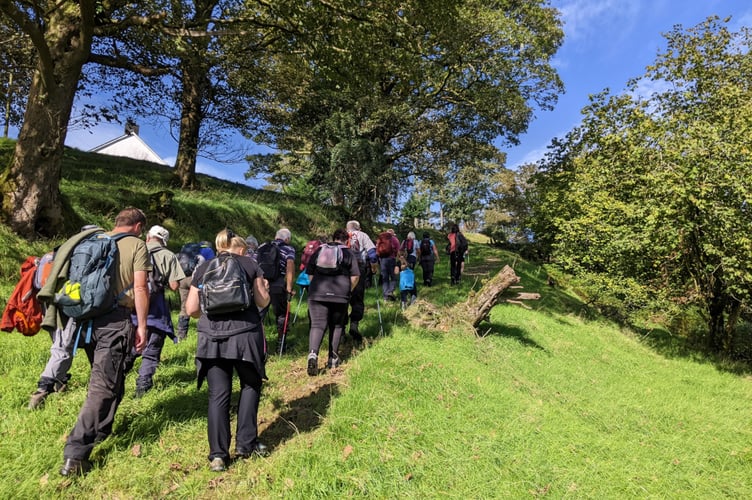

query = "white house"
89;121;168;165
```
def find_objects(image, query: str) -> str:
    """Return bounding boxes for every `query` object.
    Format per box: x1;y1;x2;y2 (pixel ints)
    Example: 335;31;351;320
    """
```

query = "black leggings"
308;300;348;360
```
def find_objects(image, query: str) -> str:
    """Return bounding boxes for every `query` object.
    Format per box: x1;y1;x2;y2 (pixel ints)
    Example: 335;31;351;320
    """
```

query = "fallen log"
403;265;539;333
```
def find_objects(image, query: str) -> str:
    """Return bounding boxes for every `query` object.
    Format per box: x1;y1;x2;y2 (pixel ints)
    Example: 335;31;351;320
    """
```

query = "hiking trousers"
124;326;169;392
63;307;132;461
380;257;397;299
204;358;263;462
37;317;77;391
450;251;464;284
419;259;435;286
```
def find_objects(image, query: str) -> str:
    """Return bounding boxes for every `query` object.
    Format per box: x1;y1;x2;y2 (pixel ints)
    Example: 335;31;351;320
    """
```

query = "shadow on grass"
479;322;547;351
631;324;752;376
261;382;340;451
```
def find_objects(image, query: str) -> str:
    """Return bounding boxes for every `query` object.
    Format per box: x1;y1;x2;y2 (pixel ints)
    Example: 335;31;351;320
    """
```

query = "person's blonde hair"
229;236;248;254
215;228;235;252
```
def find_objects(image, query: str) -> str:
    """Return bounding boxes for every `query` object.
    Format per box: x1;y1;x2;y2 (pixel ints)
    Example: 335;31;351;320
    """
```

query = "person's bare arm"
133;270;149;352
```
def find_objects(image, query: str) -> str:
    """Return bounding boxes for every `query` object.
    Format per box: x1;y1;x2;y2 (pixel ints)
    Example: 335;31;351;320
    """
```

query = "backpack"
376;232;393;258
314;243;351;275
147;247;167;295
399;267;415;291
457;233;468;254
256;241;281;281
347;231;366;264
300;240;322;271
0;256;43;336
53;232;131;320
177;242;203;276
199;253;252;315
33;250;56;290
402;238;414;253
419;237;432;257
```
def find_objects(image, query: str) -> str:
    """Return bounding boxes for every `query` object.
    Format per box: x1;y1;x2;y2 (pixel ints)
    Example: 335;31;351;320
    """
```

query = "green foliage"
236;0;564;220
530;17;752;354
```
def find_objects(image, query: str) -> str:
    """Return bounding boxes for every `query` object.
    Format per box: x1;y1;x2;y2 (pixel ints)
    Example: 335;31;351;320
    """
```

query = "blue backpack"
54;232;132;320
400;268;415;291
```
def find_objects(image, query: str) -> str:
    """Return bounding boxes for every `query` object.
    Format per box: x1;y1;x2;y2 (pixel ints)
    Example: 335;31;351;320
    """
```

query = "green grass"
1;142;751;498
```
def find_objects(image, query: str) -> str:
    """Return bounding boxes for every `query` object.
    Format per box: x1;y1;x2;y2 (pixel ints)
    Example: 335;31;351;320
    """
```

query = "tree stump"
403;265;538;333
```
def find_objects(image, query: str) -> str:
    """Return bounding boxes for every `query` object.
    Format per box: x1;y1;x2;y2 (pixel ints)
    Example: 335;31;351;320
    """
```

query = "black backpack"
177;242;203;275
147;247;167;295
256;241;281;281
457;233;468;254
199;253;252;315
419;237;432;257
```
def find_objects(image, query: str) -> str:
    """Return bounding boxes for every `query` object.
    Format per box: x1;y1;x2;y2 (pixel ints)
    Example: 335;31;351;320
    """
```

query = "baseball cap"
148;225;170;244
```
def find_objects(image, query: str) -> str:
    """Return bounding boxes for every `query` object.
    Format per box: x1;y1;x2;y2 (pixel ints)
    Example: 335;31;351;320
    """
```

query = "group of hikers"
1;207;469;475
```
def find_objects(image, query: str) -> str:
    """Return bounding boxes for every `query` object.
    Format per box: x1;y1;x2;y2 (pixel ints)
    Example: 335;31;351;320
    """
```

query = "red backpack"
300;239;323;271
1;256;44;336
376;232;393;258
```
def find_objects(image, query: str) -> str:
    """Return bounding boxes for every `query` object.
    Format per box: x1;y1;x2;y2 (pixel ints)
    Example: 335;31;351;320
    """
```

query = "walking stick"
278;297;292;358
292;287;306;325
376;298;384;337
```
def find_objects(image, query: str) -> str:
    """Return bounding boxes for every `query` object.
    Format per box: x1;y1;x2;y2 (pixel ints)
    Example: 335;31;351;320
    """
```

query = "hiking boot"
28;389;50;410
410;295;417;306
236;441;269;459
135;386;150;398
60;458;92;477
401;300;407;310
209;457;226;472
307;352;318;376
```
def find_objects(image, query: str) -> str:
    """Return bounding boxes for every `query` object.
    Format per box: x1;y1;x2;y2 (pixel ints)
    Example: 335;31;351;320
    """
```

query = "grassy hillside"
1;142;751;498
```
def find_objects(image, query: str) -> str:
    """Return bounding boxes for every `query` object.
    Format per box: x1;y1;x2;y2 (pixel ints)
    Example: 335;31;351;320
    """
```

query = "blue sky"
504;0;752;168
37;1;752;186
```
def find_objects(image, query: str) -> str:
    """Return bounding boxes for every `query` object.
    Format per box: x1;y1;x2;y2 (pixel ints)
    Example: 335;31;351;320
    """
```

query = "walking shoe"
236;441;269;458
307;352;318;376
327;355;341;369
60;458;92;477
401;300;407;310
209;457;226;472
28;389;51;410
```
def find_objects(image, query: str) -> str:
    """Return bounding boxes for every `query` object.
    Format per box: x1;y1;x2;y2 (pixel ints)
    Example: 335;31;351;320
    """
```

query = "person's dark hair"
332;228;348;243
450;224;459;233
423;232;430;239
114;207;146;228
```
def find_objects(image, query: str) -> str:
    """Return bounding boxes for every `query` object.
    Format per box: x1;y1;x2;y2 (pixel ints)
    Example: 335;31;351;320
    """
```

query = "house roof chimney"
125;120;139;136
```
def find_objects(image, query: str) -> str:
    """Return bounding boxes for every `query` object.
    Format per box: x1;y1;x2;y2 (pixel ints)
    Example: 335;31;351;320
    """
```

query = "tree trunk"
173;58;210;189
0;9;90;237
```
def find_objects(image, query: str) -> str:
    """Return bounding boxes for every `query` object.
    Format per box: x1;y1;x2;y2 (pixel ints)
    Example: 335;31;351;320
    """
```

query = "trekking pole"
292;287;306;325
376;298;384;337
278;297;292;358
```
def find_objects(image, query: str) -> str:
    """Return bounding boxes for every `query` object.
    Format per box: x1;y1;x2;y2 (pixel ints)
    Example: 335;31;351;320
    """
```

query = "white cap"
148;225;170;244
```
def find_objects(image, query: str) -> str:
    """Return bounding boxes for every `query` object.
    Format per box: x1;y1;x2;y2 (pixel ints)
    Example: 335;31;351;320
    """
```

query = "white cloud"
556;0;644;42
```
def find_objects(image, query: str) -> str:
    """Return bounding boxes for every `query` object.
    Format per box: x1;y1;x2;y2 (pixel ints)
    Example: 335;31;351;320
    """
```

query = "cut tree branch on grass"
404;265;540;333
